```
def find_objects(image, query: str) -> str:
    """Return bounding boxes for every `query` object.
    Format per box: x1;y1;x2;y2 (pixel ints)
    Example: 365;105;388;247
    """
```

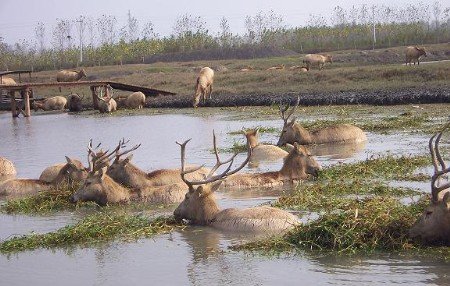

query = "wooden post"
10;91;18;117
23;88;31;117
91;86;99;110
104;85;110;98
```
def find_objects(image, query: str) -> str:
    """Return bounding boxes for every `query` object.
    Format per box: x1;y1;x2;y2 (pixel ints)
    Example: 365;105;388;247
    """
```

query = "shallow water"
0;107;449;285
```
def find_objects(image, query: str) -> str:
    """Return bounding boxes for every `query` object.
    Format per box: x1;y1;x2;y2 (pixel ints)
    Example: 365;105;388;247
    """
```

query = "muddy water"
0;108;448;285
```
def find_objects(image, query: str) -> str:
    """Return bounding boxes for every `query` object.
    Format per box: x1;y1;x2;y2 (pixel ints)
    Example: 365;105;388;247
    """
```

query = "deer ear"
443;192;450;209
210;181;223;192
254;128;260;135
99;166;108;180
196;186;209;198
288;118;296;126
123;154;133;165
65;156;76;166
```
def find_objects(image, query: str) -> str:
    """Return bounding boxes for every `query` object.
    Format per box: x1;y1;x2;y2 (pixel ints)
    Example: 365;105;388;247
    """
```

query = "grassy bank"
7;43;448;102
0;212;182;253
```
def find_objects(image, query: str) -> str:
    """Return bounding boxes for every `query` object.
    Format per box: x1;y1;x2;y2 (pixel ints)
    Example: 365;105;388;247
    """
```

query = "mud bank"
147;87;449;108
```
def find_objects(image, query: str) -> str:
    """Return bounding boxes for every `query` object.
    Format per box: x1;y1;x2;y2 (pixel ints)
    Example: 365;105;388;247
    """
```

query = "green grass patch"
228;126;280;135
0;212;182;253
234;196;449;255
0;185;93;214
320;154;430;181
360;115;429;132
275;180;420;212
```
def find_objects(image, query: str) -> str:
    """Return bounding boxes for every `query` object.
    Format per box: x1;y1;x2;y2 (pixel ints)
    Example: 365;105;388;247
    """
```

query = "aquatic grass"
228;126;280;135
234;196;436;254
275;180;420;212
1;186;75;214
0;185;94;214
359;115;429;132
0;213;182;253
320;154;430;181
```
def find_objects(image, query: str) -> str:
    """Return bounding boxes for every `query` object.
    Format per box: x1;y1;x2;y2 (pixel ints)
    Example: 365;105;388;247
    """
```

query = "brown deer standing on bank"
277;97;367;146
174;133;300;233
409;124;450;245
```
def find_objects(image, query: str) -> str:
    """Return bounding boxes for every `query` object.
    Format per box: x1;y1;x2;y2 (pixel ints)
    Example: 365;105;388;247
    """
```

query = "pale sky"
0;0;444;46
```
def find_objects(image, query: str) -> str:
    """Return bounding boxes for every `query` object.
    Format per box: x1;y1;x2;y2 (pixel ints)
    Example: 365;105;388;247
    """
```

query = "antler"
87;139;114;172
114;138;141;161
279;96;300;125
429;122;450;202
86;139;127;172
176;131;252;187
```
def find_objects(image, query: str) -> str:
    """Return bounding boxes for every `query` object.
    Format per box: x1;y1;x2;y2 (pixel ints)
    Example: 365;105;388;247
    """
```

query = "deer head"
277;96;301;146
106;139;142;180
409;124;450;245
70;139;129;205
173;132;252;225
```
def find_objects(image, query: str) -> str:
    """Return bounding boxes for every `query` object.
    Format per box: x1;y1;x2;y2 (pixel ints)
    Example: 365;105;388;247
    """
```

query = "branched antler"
279;96;300;125
114;138;141;161
429;122;450;202
177;131;252;188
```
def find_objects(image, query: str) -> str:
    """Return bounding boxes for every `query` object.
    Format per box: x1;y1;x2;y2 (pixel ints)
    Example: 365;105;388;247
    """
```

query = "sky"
0;0;441;47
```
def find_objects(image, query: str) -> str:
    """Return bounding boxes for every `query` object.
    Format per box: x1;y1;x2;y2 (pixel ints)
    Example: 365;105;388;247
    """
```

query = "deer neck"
199;195;221;225
104;176;131;203
294;123;313;144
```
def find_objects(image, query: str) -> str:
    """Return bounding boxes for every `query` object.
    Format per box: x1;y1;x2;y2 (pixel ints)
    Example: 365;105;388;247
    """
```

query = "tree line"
0;2;449;71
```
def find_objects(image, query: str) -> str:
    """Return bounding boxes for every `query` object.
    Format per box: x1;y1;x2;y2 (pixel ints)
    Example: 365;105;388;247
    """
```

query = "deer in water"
409;125;450;245
174;133;300;233
277;97;367;146
106;140;211;190
243;128;288;163
70;139;201;205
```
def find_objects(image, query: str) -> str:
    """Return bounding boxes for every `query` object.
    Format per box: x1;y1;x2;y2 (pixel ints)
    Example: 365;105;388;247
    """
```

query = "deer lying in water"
277;97;367;146
106;139;211;190
243;129;288;162
70;139;206;205
174;134;300;233
409;125;450;245
222;142;321;188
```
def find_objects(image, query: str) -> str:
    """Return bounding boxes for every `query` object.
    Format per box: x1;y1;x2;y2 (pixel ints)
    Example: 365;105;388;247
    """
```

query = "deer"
106;140;211;190
277;97;367;146
409;124;450;245
243;128;288;163
173;133;300;233
222;141;321;188
70;139;195;206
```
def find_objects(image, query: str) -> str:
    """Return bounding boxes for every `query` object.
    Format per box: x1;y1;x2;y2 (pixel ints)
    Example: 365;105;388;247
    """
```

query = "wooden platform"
0;80;176;117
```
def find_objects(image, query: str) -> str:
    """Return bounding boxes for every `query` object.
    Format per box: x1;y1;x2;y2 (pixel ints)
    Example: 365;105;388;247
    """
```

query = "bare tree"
218;17;232;47
52;19;71;51
172;14;208;37
141;21;158;40
127;10;139;42
97;15;118;45
35;22;45;52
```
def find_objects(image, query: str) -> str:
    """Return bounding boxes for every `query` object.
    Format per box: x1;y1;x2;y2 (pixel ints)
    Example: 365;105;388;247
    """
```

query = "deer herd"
1;96;449;245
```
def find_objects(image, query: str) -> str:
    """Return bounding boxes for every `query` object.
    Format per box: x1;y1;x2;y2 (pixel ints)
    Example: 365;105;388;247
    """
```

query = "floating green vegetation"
228;126;280;135
320;155;430;181
359;115;430;132
234;196;449;255
0;185;91;214
275;180;420;212
0;213;182;253
214;141;248;154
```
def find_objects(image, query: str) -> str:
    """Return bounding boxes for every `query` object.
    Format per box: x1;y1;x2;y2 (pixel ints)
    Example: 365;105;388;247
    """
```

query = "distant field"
5;43;450;103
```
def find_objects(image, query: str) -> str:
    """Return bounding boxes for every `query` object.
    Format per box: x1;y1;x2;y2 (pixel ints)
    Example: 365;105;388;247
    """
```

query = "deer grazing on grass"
409;125;450;245
192;67;214;108
174;134;300;233
277;97;367;146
